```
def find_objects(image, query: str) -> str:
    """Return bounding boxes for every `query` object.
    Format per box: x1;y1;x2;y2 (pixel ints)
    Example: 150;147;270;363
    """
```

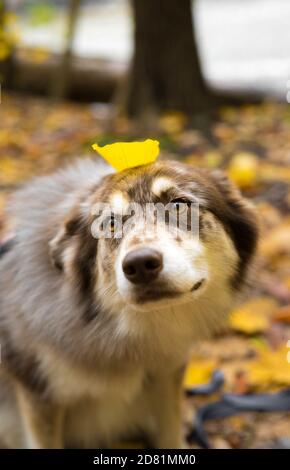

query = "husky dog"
0;158;258;448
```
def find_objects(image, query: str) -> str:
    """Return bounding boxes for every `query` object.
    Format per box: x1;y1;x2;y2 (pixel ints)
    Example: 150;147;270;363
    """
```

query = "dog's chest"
39;348;144;405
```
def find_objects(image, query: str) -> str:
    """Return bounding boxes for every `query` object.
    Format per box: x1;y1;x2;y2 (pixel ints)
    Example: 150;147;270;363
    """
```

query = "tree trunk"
126;0;211;118
52;0;81;99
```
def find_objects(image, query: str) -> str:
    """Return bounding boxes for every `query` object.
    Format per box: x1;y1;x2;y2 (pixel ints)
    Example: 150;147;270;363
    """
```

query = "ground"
0;92;290;449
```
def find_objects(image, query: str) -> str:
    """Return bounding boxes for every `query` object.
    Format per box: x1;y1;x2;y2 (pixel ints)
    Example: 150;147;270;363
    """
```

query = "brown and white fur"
0;158;258;449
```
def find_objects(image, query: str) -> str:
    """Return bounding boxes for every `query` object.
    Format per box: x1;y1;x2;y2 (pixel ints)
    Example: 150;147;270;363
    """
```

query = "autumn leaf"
92;139;160;172
246;345;290;389
159;112;187;134
227;152;259;189
183;356;217;388
1;91;290;447
229;297;278;334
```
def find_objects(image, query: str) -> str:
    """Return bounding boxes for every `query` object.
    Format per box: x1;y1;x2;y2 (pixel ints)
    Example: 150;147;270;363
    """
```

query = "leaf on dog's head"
92;139;160;172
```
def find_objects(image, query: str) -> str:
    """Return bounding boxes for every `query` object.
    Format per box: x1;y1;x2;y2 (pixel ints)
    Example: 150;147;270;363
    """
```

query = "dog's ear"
49;211;83;271
207;169;259;287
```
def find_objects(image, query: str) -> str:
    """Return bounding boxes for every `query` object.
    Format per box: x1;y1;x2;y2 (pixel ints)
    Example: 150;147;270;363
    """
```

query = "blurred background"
1;0;290;449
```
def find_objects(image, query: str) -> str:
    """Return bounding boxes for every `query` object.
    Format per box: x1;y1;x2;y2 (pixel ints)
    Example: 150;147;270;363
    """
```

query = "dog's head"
50;161;258;321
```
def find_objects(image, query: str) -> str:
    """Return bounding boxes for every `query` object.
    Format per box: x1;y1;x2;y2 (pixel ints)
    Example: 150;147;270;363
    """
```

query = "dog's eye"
109;216;116;232
170;198;190;214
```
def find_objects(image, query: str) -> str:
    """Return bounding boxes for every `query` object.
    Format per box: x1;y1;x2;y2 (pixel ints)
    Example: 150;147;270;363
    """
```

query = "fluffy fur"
0;158;258;448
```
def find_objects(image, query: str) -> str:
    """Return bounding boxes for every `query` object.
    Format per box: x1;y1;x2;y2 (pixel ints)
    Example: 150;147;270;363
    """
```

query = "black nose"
122;248;163;285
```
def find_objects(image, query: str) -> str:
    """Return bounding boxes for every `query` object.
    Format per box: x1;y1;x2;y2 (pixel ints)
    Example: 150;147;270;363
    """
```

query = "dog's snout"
122;248;163;285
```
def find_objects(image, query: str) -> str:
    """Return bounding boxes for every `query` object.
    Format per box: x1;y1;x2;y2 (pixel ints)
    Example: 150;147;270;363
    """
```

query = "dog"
0;158;258;448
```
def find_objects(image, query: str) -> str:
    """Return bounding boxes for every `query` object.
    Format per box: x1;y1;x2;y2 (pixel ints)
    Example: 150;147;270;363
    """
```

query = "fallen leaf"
227;153;259;189
183;357;217;388
246;345;290;389
159;112;187;134
229;297;278;334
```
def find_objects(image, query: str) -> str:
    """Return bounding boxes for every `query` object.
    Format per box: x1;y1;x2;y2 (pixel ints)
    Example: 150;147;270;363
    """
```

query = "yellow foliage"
159;112;186;134
229;297;278;334
227;152;259;188
247;345;290;389
92;139;160;172
183;357;216;388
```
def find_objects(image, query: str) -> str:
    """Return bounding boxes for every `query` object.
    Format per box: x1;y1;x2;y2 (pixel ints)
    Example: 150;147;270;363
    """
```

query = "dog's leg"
16;386;64;449
146;371;185;449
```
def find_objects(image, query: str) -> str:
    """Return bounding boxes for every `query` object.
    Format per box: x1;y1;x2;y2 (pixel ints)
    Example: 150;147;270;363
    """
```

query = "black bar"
0;449;287;468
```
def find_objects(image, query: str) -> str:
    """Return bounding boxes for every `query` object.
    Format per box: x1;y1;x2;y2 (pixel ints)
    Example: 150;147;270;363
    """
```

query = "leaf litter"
1;94;290;448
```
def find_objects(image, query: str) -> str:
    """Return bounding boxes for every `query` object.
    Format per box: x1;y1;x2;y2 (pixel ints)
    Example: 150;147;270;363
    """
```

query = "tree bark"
52;0;81;99
126;0;211;118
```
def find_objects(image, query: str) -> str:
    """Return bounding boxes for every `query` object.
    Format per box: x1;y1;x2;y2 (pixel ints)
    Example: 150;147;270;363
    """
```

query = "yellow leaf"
227;152;259;188
159;112;186;134
92;139;160;172
183;357;216;388
247;345;290;389
229;297;278;334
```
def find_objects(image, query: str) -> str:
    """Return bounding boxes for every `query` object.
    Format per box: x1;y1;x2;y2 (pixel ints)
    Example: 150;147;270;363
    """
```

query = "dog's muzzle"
122;247;163;285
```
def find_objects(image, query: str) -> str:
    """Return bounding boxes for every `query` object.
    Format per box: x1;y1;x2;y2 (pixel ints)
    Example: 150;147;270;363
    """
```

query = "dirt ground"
1;93;290;448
